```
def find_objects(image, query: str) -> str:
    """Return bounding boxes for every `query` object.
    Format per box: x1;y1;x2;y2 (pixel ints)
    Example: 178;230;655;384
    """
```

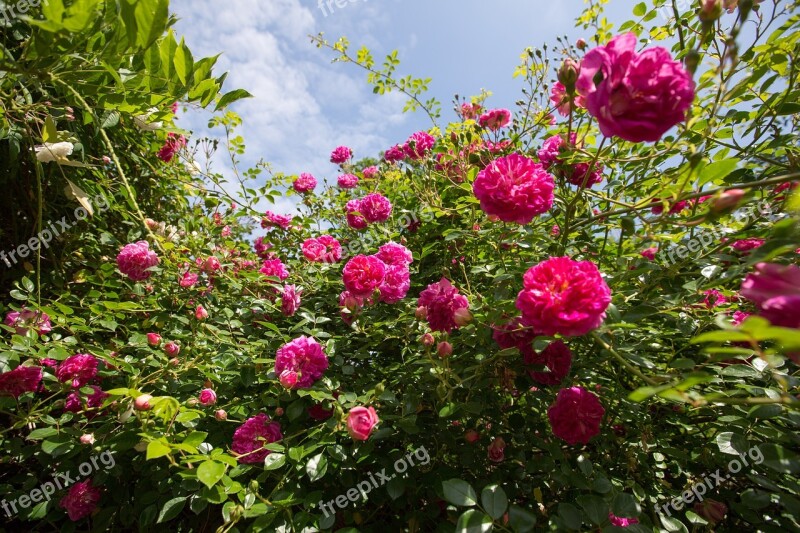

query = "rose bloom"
460;102;483;120
147;332;162;346
379;264;411;304
117;241;159;281
59;479;101;521
35;141;74;163
179;271;198;288
524;341;573;386
703;289;729;309
231;413;283;464
164;341;180;357
362;166;379;179
346;199;369;230
280;284;302;317
376;242;413;266
200;256;221;273
732;310;751;326
260;259;289;281
0;365;42;398
516;256;612;337
576;32;695;142
384;144;406;163
302;235;342;263
640;247;658;261
330;145;353;164
199;388;217;405
261;210;293;230
609;513;639;527
478;109;511;131
493;317;538;356
4;308;52;336
538;133;576;169
343;255;387;297
472;153;555;224
487;436;506;462
254;237;273;259
56;354;99;388
156;133;186;162
731;238;765;253
550;81;586;116
741;262;800;329
195;305;208;320
537;134;603;187
86;385;108;409
346;406;379;441
339;290;366;324
293;173;317;193
359;193;392;223
403;131;435;160
548;386;605;445
651;198;688;215
274;336;329;389
567;162;604;188
417;278;470;333
337;173;359;189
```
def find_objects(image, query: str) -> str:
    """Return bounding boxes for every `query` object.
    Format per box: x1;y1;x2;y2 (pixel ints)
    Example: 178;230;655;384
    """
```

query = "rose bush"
1;0;800;532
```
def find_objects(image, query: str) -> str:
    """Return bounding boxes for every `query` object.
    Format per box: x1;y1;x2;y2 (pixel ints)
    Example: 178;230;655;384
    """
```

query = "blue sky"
170;0;632;214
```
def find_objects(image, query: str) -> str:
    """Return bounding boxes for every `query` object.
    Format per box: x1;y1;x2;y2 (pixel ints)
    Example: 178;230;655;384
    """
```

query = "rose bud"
557;58;580;92
164;342;180;357
576;38;587;50
710;189;746;214
214;409;227;421
195;305;209;320
453;308;473;327
275;407;284;416
693;499;727;525
421;333;435;347
169;357;180;366
279;369;298;389
134;394;153;411
79;434;95;445
198;388;217;406
415;306;428;320
465;429;480;443
147;333;162;346
437;341;453;358
487;437;506;463
202;256;221;272
145;218;159;230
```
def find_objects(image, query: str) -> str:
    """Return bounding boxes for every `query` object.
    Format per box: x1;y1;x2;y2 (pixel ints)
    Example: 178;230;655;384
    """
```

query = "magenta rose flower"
640;247;658;261
293;173;317;193
478;108;511;131
731;238;765;253
346;406;379;441
417;278;470;333
384;144;406;163
339;290;366;324
576;32;695;142
199;388;217;406
651;198;688;215
609;513;639;527
116;241;159;281
261;210;293;230
302;235;342;263
254;237;273;259
493;317;538;356
516;257;612;337
56;354;99;388
337;173;359;189
260;259;289;281
703;289;729;309
59;479;101;521
362;166;379;179
740;263;800;329
376;242;413;266
548;386;605;445
179;271;198;288
346;199;369;230
280;284;302;317
343;255;387;297
550;81;585;116
359;193;392;223
487;436;506;462
4;308;52;336
0;365;42;398
472;153;555;224
231;413;283;464
403;131;435;160
379;264;411;304
330;145;353;164
524;340;573;386
86;386;109;409
274;336;329;389
156;132;186;162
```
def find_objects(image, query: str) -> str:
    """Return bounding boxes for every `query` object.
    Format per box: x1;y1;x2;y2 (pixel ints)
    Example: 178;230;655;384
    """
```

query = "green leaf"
43;117;58;143
698;158;738;187
611;493;640;518
146;440;172;460
633;2;647;16
443;478;478;507
183;431;208;449
306;452;328;482
264;453;286;471
455;509;493;533
577;494;607;526
508;505;537;532
715;432;750;456
157;497;186;523
197;460;226;488
215;89;253;111
481;484;508;520
28;428;59;440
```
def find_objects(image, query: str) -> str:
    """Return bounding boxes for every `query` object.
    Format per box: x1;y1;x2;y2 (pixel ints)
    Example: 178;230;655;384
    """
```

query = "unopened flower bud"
214;409;227;421
557;59;580;92
134;394;153;411
453;308;473;327
710;189;746;214
421;333;435;346
437;341;453;358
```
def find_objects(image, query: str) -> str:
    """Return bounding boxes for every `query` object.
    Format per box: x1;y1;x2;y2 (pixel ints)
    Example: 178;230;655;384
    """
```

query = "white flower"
133;107;163;131
187;160;203;176
34;142;74;163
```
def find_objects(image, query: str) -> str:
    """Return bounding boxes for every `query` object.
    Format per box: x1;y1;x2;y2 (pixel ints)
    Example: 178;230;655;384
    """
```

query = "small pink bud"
102;156;112;164
202;257;221;272
415;306;428;320
421;333;435;347
195;305;208;320
134;394;153;411
164;342;180;357
275;407;284;416
711;189;746;214
214;409;227;421
465;429;480;443
557;59;580;91
79;434;95;445
169;357;180;366
198;388;217;406
279;369;298;389
147;333;162;346
576;38;587;50
437;341;453;358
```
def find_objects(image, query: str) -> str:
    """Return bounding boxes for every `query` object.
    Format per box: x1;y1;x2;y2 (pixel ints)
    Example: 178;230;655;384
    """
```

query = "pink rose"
231;413;282;464
548;386;605;445
487;437;506;462
346;199;369;230
116;241;159;281
293;173;317;193
330;145;353;164
740;263;800;329
609;513;639;527
346;406;379;441
417;278;470;333
274;336;329;389
164;342;180;357
179;271;198;288
4;308;52;336
524;340;573;386
731;238;765;253
376;242;413;266
337;173;360;189
195;305;208;320
59;480;101;521
280;284;302;317
343;255;387;297
199;388;217;405
146;333;162;346
478;109;511;131
403;131;435;160
261;211;293;230
472;153;555;223
384;144;406;163
362;166;379;179
576;33;695;142
359;193;393;223
56;354;98;388
0;365;42;398
640;247;658;260
260;259;289;281
303;236;342;263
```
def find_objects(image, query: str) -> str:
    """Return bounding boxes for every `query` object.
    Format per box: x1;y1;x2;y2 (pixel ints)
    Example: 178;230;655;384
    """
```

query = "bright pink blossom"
731;238;765;253
59;480;101;521
199;388;217;406
703;289;729;309
254;237;273;259
524;341;573;386
417;278;470;333
732;310;751;326
260;259;289;281
384;144;406;163
274;336;328;389
343;255;386;297
0;365;42;398
156;133;186;162
56;354;99;388
346;406;379;441
362;166;379;179
403;131;435;160
359;193;392;223
261;211;293;230
651;198;688;215
493;317;538;356
472;153;555;223
179;271;198;288
548;386;605;445
460;102;482;120
231;413;282;464
4;308;52;336
280;284;302;317
641;247;658;260
116;241;159;281
337;173;359;189
609;513;639;527
302;235;342;263
379;264;411;304
576;33;695;142
741;263;800;329
516;256;612;337
376;242;413;266
330;146;353;164
478;109;511;131
293;173;317;193
346;199;368;230
550;82;585;116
